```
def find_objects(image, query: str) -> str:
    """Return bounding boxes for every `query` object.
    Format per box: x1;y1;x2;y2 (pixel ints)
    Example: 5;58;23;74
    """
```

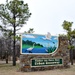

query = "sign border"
20;33;59;55
30;58;63;67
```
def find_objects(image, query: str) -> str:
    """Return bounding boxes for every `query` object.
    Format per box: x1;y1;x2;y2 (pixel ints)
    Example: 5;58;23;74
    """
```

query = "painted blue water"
22;47;48;53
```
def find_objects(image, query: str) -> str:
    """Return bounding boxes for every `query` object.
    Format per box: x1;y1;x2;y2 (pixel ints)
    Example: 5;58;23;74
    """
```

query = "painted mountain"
21;33;59;54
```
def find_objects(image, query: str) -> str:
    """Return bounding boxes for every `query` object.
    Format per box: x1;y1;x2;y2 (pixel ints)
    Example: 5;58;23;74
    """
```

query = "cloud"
54;37;58;40
22;34;35;38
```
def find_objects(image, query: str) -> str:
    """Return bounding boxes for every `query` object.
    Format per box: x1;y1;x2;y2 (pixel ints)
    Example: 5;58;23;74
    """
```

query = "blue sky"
0;0;75;35
22;34;58;47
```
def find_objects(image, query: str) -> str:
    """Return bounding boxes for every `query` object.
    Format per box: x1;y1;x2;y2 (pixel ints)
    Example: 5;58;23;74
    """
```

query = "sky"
22;34;58;47
0;0;75;35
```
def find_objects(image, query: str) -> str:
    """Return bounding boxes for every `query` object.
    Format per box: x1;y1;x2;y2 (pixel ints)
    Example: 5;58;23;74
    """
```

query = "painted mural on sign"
21;33;59;54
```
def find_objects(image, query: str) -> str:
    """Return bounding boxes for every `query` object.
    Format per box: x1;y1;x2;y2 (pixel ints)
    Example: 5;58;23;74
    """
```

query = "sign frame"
20;33;59;55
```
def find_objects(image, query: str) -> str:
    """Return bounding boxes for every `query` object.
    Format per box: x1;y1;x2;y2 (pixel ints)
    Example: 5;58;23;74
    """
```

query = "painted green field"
22;44;42;48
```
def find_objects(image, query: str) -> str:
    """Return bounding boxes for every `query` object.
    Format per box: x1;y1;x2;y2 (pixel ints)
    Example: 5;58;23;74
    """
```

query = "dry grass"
0;62;75;75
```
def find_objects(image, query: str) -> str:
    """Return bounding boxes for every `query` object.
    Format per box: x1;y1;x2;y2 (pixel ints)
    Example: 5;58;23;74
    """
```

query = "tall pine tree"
0;0;31;66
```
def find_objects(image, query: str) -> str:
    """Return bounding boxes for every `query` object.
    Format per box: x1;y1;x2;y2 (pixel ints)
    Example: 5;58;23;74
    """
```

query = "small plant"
47;46;56;53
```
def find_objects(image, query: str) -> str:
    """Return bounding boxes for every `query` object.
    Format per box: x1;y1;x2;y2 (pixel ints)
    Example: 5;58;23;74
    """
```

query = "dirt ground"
0;61;75;75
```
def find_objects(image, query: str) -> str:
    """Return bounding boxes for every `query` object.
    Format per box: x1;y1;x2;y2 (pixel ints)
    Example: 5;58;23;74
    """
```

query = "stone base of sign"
20;37;70;72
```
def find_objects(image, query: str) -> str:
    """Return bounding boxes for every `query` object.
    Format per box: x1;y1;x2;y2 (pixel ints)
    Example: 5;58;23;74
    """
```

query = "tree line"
22;40;43;47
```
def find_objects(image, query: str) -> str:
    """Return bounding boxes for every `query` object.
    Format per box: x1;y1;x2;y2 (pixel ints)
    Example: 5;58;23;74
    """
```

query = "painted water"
21;34;58;54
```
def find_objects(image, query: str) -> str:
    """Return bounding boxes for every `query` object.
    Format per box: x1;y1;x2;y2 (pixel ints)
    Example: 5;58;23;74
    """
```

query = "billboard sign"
21;33;59;54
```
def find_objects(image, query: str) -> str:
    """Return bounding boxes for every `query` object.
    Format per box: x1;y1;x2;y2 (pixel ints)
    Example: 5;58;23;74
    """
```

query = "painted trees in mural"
21;33;58;54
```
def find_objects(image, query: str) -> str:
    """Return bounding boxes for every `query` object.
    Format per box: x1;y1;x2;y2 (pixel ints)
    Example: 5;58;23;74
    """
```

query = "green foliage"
62;20;73;32
47;46;56;53
62;20;75;40
0;0;31;32
62;20;72;39
0;0;31;66
71;29;75;37
24;28;34;33
62;20;75;49
22;44;43;48
22;40;43;48
68;45;75;50
27;28;34;33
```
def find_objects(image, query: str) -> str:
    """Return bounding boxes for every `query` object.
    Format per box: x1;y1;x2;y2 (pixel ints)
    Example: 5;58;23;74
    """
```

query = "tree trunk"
13;12;16;66
69;39;73;65
5;51;8;64
13;25;16;66
70;49;73;65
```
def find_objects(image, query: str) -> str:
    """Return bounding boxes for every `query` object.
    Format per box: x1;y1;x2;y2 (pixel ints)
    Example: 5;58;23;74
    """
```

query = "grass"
0;63;19;71
0;63;20;75
22;44;42;48
0;61;75;75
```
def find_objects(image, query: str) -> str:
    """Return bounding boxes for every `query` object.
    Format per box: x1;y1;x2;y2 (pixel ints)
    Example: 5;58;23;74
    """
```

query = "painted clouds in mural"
21;33;58;54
